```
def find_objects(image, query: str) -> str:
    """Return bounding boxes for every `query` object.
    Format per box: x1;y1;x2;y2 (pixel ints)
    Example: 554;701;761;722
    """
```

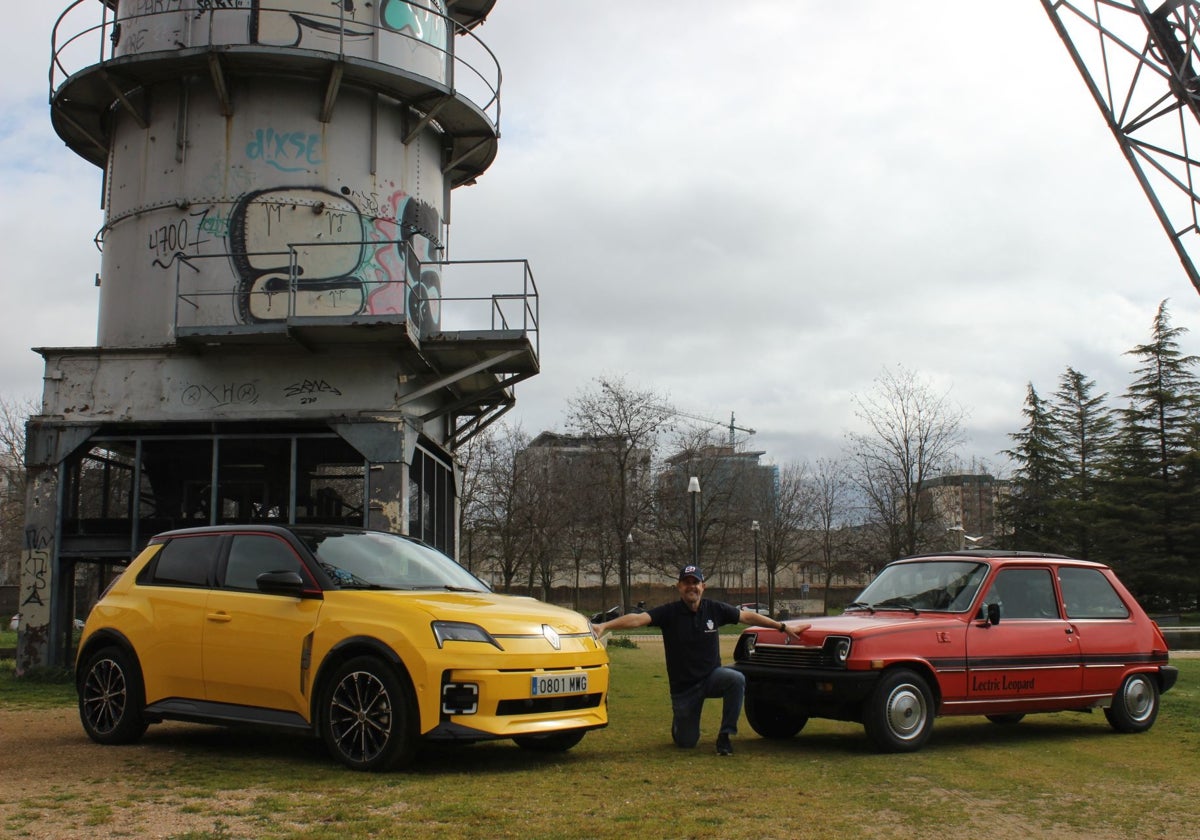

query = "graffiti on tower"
251;0;448;49
226;187;442;332
114;1;452;59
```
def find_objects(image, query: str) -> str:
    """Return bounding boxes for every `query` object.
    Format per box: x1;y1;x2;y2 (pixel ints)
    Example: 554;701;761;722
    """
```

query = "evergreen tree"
1172;445;1200;610
1104;300;1200;608
1048;367;1114;560
999;383;1064;551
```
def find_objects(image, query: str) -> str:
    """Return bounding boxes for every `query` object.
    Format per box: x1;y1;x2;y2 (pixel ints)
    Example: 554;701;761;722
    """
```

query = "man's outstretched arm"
738;609;809;639
592;611;652;637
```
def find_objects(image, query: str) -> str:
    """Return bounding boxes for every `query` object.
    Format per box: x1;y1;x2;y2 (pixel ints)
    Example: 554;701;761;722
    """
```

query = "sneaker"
716;733;733;756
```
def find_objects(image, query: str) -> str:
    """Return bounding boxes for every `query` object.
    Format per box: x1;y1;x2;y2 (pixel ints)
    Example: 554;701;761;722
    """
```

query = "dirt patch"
0;708;268;839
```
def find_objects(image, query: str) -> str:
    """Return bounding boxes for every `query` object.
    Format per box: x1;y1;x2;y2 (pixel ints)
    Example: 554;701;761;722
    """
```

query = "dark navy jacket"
647;598;740;694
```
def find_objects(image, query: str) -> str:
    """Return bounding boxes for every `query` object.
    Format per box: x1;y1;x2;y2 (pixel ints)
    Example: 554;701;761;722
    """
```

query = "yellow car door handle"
206;612;233;623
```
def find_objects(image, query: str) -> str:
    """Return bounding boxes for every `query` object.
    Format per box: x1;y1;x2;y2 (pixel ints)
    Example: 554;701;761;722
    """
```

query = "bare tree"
0;397;35;587
521;446;580;603
462;423;535;591
558;457;614;610
751;461;811;615
559;502;604;611
565;377;675;611
847;365;967;563
805;457;856;615
653;424;763;586
456;427;491;575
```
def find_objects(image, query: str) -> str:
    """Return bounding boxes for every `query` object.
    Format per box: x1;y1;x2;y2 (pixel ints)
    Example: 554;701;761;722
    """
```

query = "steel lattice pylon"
1041;0;1200;294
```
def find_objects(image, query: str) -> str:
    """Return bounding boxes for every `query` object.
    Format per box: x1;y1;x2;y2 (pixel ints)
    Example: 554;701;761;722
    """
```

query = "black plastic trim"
142;698;311;731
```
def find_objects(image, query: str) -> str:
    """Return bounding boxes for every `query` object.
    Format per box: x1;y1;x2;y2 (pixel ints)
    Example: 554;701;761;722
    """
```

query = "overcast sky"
4;2;1200;472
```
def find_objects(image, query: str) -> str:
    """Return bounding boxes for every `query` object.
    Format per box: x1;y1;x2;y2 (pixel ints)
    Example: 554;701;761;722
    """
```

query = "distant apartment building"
521;431;652;515
513;431;651;599
524;432;648;476
663;444;777;505
919;472;1009;548
662;443;778;589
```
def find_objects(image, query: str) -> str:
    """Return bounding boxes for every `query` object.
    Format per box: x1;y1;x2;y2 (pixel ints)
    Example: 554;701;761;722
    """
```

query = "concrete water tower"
17;0;539;670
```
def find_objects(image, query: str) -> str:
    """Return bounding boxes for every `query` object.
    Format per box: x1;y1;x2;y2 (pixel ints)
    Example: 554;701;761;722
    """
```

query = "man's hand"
780;622;810;639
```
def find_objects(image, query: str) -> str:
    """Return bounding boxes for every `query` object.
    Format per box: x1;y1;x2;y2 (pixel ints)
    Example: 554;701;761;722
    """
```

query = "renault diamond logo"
542;624;561;650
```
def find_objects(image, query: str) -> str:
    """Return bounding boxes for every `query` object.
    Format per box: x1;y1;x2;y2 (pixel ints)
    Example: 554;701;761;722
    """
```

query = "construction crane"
666;409;756;448
1039;0;1200;295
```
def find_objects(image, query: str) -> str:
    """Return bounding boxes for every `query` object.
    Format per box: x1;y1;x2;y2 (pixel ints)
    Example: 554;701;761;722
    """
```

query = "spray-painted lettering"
148;210;220;269
24;527;53;551
20;549;49;608
194;206;232;237
194;0;248;14
253;0;375;48
339;186;383;218
181;382;260;408
284;378;343;405
246;128;323;172
135;0;184;14
148;219;190;257
124;28;150;53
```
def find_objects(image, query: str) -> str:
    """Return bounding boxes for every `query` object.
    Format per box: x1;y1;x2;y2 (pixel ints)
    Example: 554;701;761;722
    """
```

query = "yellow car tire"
78;645;149;745
319;655;417;771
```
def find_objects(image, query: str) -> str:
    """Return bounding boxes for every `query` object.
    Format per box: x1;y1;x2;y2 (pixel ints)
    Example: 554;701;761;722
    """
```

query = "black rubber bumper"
733;662;883;707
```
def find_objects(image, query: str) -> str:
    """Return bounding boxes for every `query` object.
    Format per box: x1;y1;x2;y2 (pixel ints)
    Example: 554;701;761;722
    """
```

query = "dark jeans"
670;666;745;748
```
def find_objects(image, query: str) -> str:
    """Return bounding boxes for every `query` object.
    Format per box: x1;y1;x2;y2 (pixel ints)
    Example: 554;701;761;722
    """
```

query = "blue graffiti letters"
246;128;323;172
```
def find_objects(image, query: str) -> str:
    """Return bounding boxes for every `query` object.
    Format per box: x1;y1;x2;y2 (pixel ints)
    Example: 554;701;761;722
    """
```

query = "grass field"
1;641;1197;840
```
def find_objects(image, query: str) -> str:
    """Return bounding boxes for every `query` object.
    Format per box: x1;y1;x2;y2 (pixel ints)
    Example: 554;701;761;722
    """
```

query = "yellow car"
76;525;609;771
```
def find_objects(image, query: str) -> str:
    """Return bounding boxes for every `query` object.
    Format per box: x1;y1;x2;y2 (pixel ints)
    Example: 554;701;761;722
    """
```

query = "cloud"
453;1;1200;465
4;1;1198;471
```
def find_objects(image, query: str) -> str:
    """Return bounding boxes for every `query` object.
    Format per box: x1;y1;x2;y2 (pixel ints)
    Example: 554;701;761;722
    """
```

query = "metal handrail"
49;0;501;130
423;257;540;352
170;242;538;353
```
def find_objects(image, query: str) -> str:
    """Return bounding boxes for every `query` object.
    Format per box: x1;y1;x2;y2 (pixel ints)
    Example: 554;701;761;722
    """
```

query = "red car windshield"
849;561;988;613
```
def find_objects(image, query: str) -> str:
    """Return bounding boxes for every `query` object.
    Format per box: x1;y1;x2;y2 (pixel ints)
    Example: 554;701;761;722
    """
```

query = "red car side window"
989;568;1058;619
1059;567;1130;619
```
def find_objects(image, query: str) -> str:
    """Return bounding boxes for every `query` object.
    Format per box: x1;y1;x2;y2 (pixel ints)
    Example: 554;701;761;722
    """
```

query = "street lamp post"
687;476;701;567
751;520;760;610
948;523;964;551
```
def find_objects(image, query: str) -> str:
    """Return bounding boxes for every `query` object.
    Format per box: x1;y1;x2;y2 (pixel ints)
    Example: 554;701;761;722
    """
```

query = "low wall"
1162;627;1200;650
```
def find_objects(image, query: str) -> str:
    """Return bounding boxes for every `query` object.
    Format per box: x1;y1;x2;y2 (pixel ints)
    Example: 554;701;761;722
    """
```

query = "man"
591;563;807;755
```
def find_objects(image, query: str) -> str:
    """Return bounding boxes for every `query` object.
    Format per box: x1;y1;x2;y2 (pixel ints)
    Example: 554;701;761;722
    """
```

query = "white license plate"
530;673;588;697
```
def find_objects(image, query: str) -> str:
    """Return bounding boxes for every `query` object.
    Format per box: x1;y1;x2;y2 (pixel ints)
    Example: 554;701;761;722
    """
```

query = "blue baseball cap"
678;564;704;582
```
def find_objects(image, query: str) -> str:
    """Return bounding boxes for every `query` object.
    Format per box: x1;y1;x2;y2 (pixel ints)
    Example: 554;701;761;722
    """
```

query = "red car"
733;551;1178;752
